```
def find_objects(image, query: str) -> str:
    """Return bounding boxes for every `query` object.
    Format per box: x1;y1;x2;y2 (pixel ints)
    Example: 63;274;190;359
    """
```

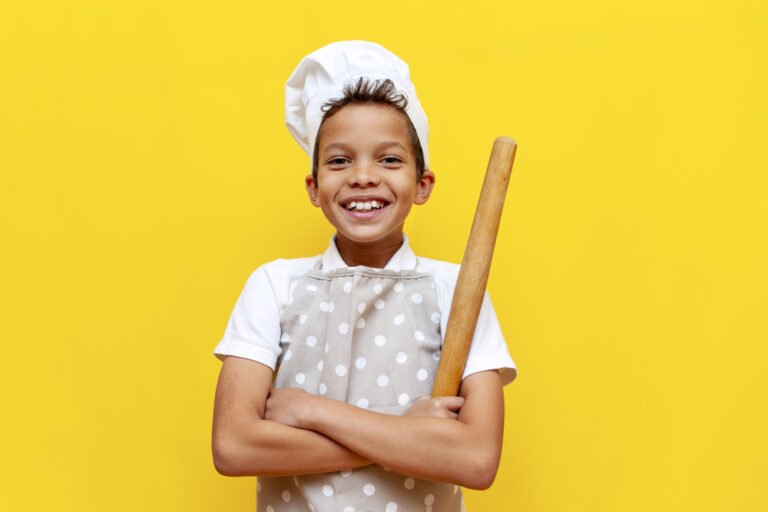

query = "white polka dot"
317;360;324;371
425;494;435;505
322;484;334;497
343;281;353;293
306;336;317;347
295;373;306;384
340;469;352;477
454;485;459;494
373;283;383;294
374;335;386;346
267;507;274;512
325;343;330;354
282;490;291;502
280;332;290;342
393;314;405;325
283;348;293;361
411;293;423;304
398;393;410;405
417;369;428;381
386;502;398;512
320;301;334;312
343;507;355;512
305;284;318;292
395;352;407;364
394;282;404;292
374;299;386;309
308;504;316;512
431;312;441;324
356;318;366;329
335;364;348;377
358;302;366;313
299;314;308;324
318;382;327;395
414;330;425;341
355;357;367;369
404;477;415;490
433;351;441;361
377;375;389;387
356;398;369;408
338;322;349;335
363;483;376;496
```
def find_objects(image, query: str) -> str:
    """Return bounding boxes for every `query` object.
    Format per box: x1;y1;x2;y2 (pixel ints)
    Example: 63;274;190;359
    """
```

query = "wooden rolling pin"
431;137;517;397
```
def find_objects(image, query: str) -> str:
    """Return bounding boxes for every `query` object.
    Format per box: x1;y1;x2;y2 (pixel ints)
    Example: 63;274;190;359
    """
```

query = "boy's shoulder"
255;255;322;281
414;254;461;282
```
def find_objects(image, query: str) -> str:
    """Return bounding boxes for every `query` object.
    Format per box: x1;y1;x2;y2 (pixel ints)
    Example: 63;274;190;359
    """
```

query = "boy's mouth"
342;199;389;212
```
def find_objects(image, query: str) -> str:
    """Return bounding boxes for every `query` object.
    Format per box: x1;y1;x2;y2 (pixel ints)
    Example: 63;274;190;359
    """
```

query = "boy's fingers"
434;396;464;411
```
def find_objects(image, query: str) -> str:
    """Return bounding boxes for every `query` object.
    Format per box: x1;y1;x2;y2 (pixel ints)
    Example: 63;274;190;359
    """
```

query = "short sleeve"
427;259;518;386
213;266;283;369
460;290;518;385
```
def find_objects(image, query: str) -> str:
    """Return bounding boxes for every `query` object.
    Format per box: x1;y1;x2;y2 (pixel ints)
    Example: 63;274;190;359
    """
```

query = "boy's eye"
327;157;350;166
381;156;404;165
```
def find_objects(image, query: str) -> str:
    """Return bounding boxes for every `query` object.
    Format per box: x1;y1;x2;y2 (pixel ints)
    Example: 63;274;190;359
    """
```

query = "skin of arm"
211;355;462;477
211;355;371;477
264;369;505;490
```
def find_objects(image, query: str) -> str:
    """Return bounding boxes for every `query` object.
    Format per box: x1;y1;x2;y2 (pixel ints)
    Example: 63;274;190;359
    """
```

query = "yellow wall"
1;1;766;510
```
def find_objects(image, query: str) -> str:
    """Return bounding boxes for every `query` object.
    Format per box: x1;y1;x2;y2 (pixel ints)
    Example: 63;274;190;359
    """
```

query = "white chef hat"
285;40;430;169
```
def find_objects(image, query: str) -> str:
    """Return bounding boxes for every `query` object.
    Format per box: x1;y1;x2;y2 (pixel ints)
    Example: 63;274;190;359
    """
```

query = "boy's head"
312;77;426;184
285;41;434;252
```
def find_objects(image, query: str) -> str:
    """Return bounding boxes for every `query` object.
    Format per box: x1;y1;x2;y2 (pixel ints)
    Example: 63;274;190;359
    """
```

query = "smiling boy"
212;41;518;511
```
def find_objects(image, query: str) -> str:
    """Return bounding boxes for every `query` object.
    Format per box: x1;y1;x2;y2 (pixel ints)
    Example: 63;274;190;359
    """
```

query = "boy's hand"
264;387;316;429
402;395;465;420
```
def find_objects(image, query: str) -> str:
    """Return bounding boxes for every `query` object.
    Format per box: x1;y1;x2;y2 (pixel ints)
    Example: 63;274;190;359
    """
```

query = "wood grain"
432;137;517;397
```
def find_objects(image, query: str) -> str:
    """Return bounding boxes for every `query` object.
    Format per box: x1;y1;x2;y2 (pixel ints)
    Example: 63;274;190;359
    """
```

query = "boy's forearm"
301;398;499;489
213;417;371;477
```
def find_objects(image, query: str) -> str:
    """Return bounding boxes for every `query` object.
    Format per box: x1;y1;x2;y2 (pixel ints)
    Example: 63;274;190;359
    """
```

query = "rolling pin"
431;137;517;397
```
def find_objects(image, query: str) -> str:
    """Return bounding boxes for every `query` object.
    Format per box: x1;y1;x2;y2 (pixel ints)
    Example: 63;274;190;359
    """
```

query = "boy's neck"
334;232;404;269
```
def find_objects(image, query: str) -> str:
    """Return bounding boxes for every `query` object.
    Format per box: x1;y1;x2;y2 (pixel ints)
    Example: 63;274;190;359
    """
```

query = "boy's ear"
305;174;321;207
413;169;436;205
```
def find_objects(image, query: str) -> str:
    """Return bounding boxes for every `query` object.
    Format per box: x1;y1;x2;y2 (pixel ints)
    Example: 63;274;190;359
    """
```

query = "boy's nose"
348;162;380;186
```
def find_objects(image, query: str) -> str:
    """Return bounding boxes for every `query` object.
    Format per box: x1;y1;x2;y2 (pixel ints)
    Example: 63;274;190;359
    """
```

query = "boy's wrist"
299;392;323;430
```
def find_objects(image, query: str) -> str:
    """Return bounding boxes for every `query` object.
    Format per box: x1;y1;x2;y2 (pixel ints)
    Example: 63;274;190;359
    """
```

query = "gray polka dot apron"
257;262;463;512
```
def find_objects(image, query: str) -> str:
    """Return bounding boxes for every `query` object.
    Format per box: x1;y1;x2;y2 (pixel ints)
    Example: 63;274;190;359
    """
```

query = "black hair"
311;77;426;183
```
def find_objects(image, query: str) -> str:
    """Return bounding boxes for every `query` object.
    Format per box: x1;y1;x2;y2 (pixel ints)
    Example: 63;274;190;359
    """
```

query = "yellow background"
1;0;766;510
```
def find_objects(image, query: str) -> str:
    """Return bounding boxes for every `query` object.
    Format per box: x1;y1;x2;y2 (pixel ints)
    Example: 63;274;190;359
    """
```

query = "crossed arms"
211;355;505;490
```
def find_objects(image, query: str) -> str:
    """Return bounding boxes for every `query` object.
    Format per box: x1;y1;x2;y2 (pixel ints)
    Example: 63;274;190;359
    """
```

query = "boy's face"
306;103;435;250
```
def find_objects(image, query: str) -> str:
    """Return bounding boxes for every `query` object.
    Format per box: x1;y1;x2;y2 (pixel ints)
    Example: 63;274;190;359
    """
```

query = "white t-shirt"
214;235;518;386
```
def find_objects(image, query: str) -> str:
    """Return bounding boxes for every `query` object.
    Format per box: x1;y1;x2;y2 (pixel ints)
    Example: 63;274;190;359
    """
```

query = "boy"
212;41;517;511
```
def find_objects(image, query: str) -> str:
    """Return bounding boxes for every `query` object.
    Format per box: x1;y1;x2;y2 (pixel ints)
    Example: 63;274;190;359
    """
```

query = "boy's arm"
211;355;371;476
265;369;505;490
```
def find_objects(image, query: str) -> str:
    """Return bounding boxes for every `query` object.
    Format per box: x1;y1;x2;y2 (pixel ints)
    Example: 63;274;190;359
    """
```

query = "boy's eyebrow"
322;141;408;154
379;141;407;151
323;142;351;154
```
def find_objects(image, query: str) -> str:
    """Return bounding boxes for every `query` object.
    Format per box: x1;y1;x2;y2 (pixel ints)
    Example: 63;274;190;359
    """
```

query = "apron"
257;261;463;512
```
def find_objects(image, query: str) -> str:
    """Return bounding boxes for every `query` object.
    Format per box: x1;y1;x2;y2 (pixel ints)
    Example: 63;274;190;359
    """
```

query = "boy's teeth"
346;200;386;211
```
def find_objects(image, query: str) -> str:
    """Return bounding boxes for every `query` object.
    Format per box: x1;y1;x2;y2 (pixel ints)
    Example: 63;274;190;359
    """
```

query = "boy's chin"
335;229;404;247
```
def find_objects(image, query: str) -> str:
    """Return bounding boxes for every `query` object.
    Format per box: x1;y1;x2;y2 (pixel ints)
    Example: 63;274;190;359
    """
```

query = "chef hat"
285;40;430;169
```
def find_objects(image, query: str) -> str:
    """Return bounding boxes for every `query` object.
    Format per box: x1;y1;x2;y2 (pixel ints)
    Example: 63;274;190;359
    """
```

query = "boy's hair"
312;77;426;183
